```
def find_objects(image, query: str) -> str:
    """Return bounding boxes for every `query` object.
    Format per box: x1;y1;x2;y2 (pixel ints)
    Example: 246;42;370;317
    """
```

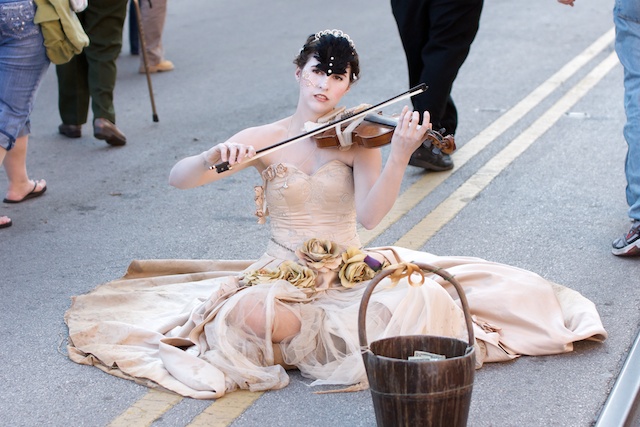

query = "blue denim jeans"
614;0;640;221
0;0;50;151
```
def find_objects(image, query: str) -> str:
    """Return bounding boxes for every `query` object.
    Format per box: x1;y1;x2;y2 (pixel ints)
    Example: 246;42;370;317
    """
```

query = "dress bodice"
261;160;361;258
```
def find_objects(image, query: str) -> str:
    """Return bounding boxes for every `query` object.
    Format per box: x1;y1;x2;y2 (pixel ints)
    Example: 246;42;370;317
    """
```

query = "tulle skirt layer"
65;248;607;399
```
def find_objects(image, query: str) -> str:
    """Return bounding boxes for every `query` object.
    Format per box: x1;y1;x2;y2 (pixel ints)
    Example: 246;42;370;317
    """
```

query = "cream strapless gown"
65;161;607;399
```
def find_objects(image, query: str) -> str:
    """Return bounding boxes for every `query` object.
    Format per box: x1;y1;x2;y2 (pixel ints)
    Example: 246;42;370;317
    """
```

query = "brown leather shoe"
93;118;126;146
58;123;82;138
408;145;454;171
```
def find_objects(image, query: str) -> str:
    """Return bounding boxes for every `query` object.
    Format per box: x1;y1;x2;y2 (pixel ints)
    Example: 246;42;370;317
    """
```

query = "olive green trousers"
56;0;128;125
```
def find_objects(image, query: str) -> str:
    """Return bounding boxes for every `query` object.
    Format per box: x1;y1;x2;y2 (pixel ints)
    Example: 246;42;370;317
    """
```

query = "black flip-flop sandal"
3;179;47;204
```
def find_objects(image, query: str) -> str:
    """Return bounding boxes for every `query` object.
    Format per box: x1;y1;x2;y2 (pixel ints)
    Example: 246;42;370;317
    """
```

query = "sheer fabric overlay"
65;161;607;399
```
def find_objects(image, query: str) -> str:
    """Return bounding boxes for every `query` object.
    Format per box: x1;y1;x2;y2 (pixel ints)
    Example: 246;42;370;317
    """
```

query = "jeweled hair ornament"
313;29;356;50
310;29;357;79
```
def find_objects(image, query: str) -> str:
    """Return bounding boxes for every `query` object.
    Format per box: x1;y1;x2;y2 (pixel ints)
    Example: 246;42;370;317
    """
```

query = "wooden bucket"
358;262;476;427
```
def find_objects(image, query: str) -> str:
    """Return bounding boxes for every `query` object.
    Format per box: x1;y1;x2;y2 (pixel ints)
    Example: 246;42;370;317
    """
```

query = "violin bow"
212;83;428;173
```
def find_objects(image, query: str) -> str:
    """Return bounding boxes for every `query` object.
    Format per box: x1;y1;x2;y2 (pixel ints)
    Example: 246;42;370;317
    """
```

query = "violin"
312;112;456;154
213;84;432;173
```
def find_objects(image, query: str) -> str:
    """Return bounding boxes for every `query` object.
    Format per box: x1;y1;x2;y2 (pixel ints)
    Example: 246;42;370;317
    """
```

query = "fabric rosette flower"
338;247;384;288
277;260;317;290
253;185;267;224
261;163;288;181
242;260;317;291
242;267;281;287
295;238;344;272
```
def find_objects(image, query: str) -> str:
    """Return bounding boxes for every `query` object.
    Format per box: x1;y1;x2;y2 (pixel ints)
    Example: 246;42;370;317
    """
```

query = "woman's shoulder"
232;120;288;151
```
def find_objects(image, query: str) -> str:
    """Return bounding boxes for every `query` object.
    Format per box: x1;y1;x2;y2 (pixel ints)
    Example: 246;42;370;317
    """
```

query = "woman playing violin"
169;30;431;230
64;30;606;399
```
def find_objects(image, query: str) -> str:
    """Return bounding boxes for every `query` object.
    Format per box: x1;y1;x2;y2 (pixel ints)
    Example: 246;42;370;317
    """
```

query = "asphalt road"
1;1;638;426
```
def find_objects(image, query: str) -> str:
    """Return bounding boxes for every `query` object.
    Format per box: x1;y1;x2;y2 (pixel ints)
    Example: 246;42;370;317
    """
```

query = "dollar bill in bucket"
407;350;446;361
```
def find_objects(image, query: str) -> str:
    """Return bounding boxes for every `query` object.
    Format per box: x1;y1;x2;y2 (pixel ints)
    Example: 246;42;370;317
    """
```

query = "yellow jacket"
33;0;89;65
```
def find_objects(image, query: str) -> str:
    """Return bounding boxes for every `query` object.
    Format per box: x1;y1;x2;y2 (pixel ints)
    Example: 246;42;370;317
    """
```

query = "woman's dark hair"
294;30;360;83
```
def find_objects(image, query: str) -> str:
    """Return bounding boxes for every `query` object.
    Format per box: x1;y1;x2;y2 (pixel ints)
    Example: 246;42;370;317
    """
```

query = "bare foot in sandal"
0;215;12;229
3;179;47;204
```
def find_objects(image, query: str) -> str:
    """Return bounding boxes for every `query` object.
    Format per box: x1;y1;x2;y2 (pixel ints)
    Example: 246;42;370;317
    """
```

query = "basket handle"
358;262;475;350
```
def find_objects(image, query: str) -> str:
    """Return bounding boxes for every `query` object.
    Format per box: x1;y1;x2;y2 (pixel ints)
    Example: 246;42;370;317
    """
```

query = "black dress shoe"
58;123;82;138
93;118;127;146
409;145;454;171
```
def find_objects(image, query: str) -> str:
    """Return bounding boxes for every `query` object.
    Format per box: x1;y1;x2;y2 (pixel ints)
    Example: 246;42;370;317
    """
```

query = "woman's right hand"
169;141;257;189
203;141;256;167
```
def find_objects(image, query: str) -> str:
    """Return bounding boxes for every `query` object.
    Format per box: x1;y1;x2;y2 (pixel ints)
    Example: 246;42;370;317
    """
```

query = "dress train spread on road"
64;161;607;399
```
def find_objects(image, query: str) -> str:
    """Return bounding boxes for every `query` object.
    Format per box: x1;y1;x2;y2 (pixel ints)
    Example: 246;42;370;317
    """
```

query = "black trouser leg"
391;0;483;134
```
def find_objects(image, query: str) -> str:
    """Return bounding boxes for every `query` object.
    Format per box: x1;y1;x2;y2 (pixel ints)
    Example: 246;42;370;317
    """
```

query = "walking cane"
132;0;159;122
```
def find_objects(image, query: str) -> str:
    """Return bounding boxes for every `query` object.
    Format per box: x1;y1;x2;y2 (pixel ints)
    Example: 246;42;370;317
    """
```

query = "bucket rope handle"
358;261;475;352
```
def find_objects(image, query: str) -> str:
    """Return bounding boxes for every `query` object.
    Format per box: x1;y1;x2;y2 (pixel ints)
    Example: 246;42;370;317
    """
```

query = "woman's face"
297;57;350;114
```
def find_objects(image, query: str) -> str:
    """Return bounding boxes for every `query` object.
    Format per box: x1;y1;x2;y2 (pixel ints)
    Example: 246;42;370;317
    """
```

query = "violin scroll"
424;128;456;155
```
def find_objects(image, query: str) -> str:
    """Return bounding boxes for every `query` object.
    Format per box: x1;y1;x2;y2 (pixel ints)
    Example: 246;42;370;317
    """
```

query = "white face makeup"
301;70;322;89
299;58;350;90
295;57;351;118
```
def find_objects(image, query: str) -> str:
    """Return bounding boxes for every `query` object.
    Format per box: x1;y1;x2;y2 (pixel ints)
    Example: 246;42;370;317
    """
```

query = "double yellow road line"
361;27;618;249
108;389;263;427
108;27;619;427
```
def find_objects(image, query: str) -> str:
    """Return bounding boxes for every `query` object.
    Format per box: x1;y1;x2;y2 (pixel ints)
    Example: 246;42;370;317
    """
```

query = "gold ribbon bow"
384;262;425;288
